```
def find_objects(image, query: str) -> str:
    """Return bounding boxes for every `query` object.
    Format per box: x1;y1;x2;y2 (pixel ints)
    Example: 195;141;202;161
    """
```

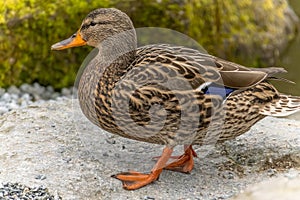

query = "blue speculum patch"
202;83;235;99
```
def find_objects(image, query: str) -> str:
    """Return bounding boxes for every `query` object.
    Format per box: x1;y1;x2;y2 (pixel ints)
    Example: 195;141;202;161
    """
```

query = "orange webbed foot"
112;147;173;190
164;145;197;173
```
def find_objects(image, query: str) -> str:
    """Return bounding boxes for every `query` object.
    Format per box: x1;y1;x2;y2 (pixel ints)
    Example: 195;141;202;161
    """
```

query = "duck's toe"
112;170;161;190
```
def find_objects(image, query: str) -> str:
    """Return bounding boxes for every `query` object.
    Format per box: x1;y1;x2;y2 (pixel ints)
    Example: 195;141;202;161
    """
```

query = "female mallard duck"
51;8;300;190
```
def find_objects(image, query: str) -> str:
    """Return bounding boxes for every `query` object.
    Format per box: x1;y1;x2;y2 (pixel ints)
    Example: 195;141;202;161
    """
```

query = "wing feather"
132;44;289;91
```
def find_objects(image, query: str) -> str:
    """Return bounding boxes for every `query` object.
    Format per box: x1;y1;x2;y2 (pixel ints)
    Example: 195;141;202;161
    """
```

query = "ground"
0;99;299;199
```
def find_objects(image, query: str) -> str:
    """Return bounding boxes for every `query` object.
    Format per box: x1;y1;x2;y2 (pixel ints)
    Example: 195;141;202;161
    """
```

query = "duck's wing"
214;58;289;88
132;44;287;91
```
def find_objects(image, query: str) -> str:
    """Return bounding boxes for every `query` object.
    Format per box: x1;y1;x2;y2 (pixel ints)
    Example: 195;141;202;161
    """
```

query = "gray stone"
0;93;11;102
7;102;19;110
21;93;32;102
33;82;45;95
61;88;71;96
0;107;9;115
0;88;5;96
46;86;54;93
20;83;32;93
7;85;20;95
9;94;18;101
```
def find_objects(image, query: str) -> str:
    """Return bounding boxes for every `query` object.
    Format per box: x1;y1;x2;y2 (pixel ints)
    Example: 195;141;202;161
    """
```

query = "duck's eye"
90;21;97;26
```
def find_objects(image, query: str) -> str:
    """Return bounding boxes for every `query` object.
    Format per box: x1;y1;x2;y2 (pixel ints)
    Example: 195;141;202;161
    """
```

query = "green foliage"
0;0;110;88
0;0;297;89
184;0;296;66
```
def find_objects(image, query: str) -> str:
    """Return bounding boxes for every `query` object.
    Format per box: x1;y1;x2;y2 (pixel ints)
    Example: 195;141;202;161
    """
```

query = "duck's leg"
112;146;173;190
163;145;197;173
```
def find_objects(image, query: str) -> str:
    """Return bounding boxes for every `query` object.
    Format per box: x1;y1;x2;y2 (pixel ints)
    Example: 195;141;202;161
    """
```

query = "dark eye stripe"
81;21;110;30
98;21;110;25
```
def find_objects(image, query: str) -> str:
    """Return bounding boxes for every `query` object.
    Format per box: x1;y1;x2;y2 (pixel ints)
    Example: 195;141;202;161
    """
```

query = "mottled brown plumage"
51;8;300;190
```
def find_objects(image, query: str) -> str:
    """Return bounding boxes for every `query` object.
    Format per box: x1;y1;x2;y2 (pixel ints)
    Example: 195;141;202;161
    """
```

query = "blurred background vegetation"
0;0;299;95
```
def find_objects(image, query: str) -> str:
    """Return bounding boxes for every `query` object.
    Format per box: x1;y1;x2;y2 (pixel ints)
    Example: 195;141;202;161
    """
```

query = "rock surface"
0;99;299;199
232;177;300;200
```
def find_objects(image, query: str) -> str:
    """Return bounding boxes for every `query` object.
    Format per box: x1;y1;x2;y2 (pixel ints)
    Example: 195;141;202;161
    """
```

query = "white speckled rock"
0;99;299;199
232;177;300;200
0;84;76;117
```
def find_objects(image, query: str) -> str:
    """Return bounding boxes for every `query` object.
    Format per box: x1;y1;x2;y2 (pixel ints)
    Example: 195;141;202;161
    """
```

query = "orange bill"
51;30;86;50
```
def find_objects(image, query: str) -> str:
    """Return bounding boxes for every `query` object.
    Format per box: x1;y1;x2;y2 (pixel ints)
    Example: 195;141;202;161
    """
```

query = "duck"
51;8;300;190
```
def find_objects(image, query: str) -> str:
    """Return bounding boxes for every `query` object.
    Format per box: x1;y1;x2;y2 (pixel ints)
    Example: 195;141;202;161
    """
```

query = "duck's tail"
259;94;300;117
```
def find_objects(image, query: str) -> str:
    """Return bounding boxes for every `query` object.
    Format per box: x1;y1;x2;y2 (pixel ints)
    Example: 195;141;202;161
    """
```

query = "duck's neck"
78;29;137;127
96;29;137;89
98;30;137;65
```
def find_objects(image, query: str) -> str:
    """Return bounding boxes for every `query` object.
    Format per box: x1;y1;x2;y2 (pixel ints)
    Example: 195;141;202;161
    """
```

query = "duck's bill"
51;31;86;50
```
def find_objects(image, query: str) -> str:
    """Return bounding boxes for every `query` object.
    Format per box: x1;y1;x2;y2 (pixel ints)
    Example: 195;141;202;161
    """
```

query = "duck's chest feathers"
78;50;133;129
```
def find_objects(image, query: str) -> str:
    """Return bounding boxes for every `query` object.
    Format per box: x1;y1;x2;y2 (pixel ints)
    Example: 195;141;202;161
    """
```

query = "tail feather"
260;94;300;117
251;67;287;77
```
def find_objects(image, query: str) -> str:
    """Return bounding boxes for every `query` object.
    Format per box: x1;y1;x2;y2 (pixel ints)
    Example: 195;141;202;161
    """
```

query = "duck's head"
51;8;135;50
